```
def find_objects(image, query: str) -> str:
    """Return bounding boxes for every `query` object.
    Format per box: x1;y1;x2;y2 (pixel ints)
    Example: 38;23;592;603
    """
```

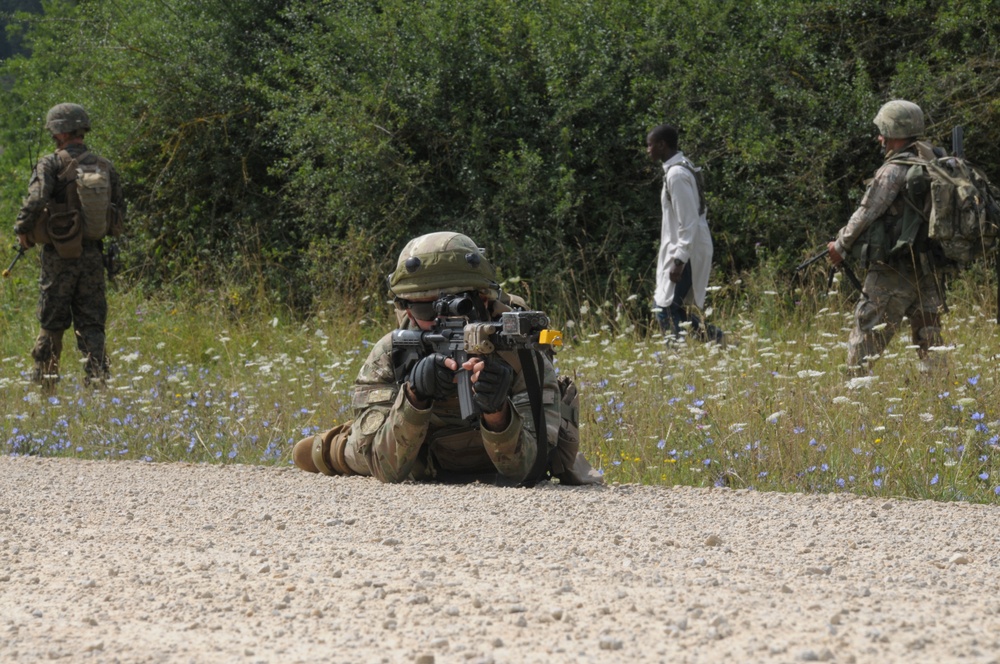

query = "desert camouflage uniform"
833;144;944;371
342;314;561;484
14;143;125;384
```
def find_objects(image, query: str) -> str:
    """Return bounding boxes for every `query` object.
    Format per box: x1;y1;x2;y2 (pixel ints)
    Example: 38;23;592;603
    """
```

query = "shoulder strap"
517;348;551;488
54;149;80;203
667;162;707;216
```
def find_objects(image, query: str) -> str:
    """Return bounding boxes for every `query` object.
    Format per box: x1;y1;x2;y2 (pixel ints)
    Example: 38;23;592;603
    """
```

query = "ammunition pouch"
42;206;84;259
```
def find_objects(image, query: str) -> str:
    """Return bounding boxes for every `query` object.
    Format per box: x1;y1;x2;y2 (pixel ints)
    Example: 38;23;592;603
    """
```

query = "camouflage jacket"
346;317;561;484
14;143;125;237
833;144;927;260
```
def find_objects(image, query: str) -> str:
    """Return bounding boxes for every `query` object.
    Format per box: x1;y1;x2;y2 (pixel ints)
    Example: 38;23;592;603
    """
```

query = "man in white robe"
646;123;723;344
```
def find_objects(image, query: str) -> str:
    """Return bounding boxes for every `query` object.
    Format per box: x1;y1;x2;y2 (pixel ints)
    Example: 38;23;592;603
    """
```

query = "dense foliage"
2;0;999;314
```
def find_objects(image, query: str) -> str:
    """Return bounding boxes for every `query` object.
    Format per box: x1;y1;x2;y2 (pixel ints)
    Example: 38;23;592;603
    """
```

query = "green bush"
1;0;998;317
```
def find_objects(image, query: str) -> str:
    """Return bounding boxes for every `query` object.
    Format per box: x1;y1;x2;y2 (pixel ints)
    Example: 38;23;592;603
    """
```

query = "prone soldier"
293;231;602;486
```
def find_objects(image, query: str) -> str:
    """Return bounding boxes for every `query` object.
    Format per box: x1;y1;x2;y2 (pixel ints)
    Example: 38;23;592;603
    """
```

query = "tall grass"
1;243;997;503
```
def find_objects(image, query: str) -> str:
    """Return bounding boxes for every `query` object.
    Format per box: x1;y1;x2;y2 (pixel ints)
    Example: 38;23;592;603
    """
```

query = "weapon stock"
3;245;27;278
391;295;562;425
795;245;864;295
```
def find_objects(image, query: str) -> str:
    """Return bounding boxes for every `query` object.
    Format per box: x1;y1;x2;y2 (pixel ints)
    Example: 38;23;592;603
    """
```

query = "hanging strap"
517;349;551;487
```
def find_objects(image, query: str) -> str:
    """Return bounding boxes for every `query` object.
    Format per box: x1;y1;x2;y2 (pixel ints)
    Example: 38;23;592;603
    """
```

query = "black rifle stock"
3;245;27;278
391;295;562;425
103;240;122;283
795;245;865;295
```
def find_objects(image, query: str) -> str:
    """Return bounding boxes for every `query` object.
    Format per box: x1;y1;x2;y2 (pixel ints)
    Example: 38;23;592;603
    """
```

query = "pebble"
949;554;970;565
704;534;723;547
258;564;270;574
599;637;624;651
415;655;435;664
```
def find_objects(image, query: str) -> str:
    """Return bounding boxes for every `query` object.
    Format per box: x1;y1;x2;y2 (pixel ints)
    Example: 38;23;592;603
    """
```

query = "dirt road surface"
1;456;999;663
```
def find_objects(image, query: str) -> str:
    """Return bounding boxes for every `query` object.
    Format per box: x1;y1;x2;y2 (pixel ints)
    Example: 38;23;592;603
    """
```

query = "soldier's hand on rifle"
16;233;33;250
826;241;843;266
406;353;458;405
466;356;513;419
668;258;685;283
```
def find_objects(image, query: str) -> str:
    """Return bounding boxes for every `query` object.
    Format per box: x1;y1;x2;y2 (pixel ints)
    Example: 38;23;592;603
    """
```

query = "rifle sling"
517;348;550;487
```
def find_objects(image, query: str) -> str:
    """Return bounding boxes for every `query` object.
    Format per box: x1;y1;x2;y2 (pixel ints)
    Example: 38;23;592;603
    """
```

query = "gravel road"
1;456;999;663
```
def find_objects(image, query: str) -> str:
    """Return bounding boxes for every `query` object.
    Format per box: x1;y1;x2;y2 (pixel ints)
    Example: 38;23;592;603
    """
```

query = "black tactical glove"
472;356;513;414
408;353;457;402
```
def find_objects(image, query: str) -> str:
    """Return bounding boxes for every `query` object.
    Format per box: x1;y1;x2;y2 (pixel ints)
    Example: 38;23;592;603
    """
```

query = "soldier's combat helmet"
873;100;925;139
388;232;499;300
44;103;91;135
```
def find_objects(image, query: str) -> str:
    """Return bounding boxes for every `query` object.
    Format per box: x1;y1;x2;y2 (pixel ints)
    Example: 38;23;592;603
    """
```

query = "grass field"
1;246;998;503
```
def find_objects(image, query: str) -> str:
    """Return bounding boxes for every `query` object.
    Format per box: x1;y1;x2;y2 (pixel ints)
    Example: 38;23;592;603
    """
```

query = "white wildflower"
137;364;153;374
796;369;826;379
919;412;934;423
766;410;785;424
846;376;878;390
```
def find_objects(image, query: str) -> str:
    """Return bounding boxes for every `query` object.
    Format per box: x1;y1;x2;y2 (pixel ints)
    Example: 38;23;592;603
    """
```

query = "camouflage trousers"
848;261;945;372
31;242;109;385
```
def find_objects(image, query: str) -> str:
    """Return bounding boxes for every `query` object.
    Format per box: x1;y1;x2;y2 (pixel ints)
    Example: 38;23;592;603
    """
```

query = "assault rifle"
391;293;562;425
103;240;122;283
2;245;27;278
795;246;865;295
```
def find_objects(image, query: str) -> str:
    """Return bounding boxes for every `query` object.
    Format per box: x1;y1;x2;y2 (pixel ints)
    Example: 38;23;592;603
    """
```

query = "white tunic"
654;152;714;310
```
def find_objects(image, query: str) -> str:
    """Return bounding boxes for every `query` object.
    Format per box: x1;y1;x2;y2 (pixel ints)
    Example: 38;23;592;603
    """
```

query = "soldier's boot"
293;423;354;476
77;328;110;387
84;352;110;388
30;329;64;391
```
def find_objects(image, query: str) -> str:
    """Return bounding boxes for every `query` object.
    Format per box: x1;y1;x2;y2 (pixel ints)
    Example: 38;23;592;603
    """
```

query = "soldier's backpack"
897;145;1000;267
32;150;122;258
59;149;118;241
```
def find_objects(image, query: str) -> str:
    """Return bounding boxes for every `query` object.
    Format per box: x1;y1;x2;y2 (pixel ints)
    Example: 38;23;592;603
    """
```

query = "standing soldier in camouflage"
13;103;125;388
828;100;946;374
293;231;601;486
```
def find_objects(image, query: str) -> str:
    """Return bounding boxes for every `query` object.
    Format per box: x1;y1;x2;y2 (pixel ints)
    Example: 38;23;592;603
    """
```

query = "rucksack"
57;149;116;241
896;147;1000;266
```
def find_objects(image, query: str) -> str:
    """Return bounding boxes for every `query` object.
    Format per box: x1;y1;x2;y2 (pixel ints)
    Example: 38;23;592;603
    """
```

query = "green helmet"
388;232;499;300
44;103;91;135
873;100;924;139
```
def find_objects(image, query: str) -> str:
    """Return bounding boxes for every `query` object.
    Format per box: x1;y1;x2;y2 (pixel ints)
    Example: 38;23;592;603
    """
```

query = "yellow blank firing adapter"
539;329;563;347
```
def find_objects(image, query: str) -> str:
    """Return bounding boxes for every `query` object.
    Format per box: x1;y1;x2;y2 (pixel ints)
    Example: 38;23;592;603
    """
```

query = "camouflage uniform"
14;111;125;386
833;101;945;372
342;309;561;484
294;231;603;486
